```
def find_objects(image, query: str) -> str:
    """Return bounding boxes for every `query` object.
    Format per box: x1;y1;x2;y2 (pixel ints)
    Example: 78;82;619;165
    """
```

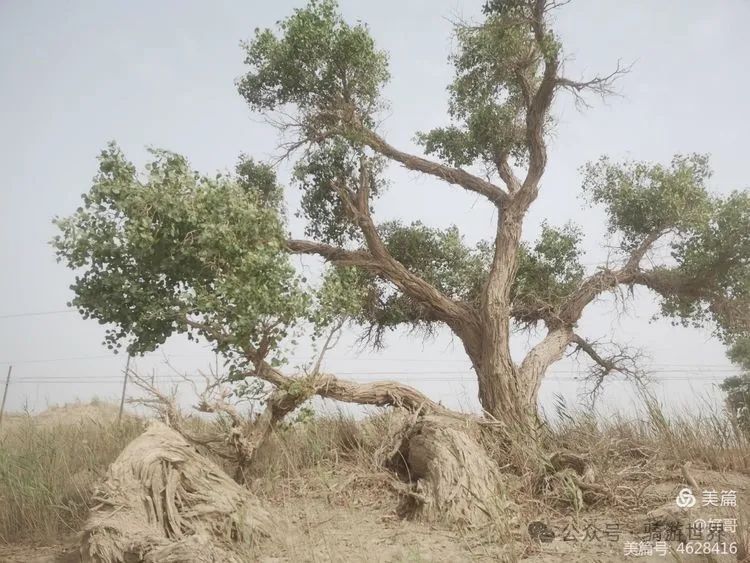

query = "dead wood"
80;421;273;563
549;451;595;483
385;415;515;527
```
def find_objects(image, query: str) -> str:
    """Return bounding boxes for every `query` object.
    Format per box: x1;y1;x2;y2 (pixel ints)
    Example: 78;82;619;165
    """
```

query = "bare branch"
570;333;648;402
516;8;629;207
556;60;632;109
128;370;184;429
128;364;303;481
310;319;344;376
543;0;573;12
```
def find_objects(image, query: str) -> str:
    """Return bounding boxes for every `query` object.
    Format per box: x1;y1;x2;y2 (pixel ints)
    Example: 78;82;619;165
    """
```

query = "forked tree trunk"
469;210;545;433
476;364;540;429
461;326;542;434
464;328;575;436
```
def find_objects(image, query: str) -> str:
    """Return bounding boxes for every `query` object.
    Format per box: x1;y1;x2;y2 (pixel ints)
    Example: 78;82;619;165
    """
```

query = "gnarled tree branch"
515;0;559;207
287;168;482;340
286;239;378;269
559;231;666;324
247;355;452;416
356;124;510;207
288;235;477;331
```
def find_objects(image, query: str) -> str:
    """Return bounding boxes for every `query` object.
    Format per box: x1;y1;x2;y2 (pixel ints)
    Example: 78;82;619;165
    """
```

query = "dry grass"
0;396;748;560
250;410;400;479
545;393;749;474
0;405;144;544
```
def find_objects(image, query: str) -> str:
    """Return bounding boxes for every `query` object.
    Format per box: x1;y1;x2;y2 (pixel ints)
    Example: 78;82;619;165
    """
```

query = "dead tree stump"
80;421;274;563
386;415;514;528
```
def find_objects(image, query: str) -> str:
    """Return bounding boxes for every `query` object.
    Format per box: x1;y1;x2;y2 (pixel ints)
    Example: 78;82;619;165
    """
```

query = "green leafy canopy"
416;0;560;170
583;154;750;346
52;0;749;387
52;143;309;363
293;139;386;246
237;0;389;121
238;1;392;248
315;221;586;343
582;154;714;250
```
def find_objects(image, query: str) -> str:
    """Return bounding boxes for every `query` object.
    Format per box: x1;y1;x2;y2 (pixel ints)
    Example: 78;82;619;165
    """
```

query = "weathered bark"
80;422;273;563
462;318;573;431
473;204;537;427
235;387;306;481
250;358;456;417
474;361;538;428
468;11;561;422
385;415;514;527
470;117;577;423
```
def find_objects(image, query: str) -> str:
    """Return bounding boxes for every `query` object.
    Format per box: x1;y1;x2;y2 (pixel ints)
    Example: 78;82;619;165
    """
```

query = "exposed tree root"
80;422;274;563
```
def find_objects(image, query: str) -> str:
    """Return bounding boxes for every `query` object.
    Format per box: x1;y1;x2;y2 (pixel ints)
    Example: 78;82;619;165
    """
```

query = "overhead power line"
8;372;743;384
0;309;76;320
0;353;215;365
0;351;742;369
4;365;743;374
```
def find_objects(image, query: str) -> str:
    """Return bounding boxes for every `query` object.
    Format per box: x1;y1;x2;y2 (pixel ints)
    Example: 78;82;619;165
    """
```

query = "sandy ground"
1;404;748;562
1;402;123;429
2;467;748;562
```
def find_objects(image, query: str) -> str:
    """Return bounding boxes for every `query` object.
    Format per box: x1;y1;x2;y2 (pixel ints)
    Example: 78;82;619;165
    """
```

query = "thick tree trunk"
467;326;573;433
473;356;540;431
462;327;573;438
473;208;541;431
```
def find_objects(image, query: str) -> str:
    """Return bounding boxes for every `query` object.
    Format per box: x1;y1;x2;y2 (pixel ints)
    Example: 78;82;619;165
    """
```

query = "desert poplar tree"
54;0;749;436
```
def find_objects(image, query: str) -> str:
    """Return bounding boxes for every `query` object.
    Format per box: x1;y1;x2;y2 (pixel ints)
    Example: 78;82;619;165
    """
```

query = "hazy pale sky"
1;0;747;415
